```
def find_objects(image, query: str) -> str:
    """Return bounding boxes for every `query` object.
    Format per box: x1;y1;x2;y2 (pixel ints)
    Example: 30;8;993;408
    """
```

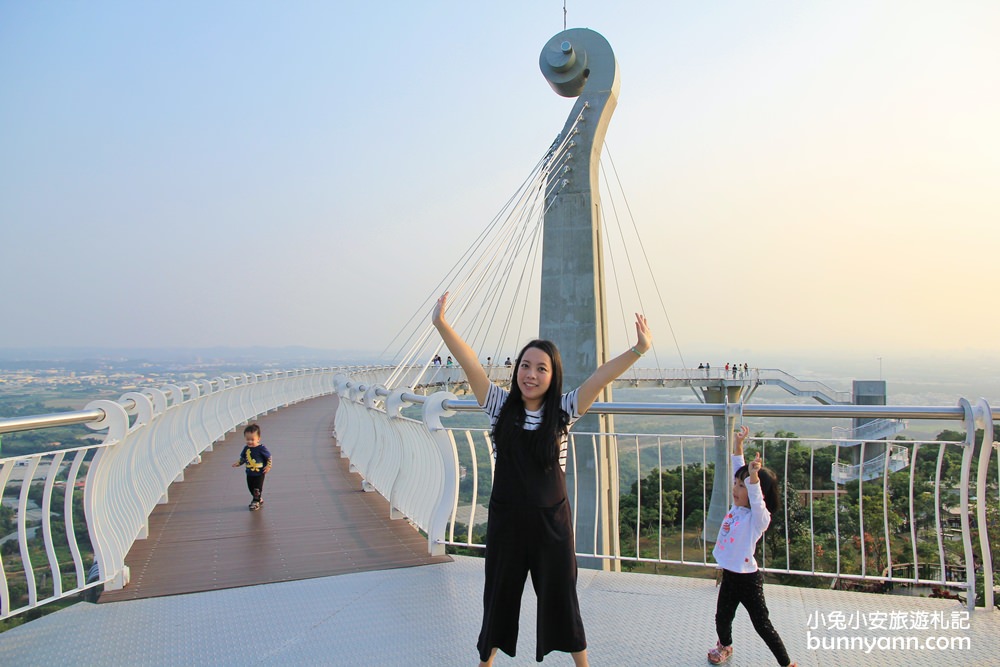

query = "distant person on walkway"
707;425;796;666
446;356;454;367
432;291;651;667
232;424;271;511
504;357;512;367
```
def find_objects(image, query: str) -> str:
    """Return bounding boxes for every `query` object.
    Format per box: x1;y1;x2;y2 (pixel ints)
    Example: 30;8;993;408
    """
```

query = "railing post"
83;399;132;591
974;398;995;610
958;398;978;611
385;387;413;520
422;391;460;557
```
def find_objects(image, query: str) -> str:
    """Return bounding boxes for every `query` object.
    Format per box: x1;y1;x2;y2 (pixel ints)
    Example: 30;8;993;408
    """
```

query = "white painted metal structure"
2;366;996;621
331;372;996;612
0;368;340;619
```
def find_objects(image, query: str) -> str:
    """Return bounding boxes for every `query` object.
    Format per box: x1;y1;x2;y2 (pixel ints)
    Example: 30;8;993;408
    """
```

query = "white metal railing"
331;374;996;611
2;367;996;619
331;374;458;555
390;364;853;404
0;368;341;620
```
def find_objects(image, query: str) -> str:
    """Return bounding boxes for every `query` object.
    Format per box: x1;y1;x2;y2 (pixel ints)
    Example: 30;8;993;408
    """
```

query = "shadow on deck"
98;395;449;603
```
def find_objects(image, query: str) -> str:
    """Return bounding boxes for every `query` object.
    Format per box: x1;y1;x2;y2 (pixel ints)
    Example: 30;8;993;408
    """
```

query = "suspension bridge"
1;25;998;666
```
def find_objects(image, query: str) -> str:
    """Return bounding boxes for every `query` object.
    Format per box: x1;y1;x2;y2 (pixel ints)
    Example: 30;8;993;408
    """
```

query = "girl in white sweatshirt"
708;425;796;666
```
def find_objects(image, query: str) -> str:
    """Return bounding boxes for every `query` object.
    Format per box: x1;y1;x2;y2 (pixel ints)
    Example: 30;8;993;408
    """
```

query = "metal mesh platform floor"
2;555;995;666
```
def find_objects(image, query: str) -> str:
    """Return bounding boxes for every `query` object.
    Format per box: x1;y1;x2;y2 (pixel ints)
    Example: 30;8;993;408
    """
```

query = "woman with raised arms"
431;292;652;666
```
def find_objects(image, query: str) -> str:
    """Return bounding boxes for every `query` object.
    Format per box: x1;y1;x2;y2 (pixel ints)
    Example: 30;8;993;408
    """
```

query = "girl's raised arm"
576;313;652;414
431;292;491;405
733;425;749;456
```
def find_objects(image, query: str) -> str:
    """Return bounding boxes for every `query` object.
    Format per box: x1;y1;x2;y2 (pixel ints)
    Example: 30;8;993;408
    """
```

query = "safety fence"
2;367;996;619
0;368;342;620
332;375;997;612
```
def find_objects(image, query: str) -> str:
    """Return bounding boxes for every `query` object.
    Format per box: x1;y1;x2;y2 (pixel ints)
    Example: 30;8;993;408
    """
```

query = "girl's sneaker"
249;501;261;511
707;642;733;664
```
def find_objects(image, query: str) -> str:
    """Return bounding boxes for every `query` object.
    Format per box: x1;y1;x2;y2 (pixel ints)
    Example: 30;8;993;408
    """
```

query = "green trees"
618;461;713;567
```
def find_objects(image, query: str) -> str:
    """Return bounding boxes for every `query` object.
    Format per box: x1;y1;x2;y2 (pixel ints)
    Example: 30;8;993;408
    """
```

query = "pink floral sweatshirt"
712;454;771;573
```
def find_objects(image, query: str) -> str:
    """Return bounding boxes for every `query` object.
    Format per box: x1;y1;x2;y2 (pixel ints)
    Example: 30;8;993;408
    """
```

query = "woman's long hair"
491;339;569;471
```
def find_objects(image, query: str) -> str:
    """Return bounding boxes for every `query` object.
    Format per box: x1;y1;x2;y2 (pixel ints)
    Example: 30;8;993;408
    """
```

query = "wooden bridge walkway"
98;394;449;602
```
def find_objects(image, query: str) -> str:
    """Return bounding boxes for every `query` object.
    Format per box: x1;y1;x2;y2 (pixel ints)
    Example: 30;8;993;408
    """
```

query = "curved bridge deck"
98;395;449;602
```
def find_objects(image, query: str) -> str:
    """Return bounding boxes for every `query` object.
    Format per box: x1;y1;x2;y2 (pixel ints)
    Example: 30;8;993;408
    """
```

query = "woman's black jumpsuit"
477;385;586;662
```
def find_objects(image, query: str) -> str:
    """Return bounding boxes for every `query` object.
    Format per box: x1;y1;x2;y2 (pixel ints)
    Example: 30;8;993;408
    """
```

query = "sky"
2;1;998;371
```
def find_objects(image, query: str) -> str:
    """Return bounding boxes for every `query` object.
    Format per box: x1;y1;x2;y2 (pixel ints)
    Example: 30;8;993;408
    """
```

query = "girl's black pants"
715;569;790;665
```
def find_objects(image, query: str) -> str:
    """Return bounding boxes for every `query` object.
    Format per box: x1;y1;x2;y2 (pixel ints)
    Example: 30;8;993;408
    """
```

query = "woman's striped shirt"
480;382;581;471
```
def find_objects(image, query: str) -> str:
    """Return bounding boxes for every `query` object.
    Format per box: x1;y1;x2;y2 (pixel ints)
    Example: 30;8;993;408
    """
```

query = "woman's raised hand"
432;292;449;329
634;313;652;354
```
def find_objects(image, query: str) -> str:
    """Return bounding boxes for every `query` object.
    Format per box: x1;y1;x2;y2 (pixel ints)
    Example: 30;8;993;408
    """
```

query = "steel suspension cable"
598;162;644;379
602;142;687;369
385;120;588;388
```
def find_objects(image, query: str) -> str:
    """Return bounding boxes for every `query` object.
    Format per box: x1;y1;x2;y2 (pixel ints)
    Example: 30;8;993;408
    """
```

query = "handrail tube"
436;399;974;421
309;376;1000;421
0;409;106;434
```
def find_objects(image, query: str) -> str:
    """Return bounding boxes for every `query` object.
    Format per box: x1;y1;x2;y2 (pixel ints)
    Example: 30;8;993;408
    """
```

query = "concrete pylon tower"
702;385;747;540
538;29;620;570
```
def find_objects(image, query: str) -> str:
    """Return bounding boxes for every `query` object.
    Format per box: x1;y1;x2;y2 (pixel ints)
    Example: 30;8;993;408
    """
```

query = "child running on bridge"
232;423;272;511
432;291;652;667
708;425;796;666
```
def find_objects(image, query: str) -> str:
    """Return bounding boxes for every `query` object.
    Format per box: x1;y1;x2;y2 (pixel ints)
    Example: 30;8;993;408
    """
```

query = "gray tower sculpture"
539;29;621;570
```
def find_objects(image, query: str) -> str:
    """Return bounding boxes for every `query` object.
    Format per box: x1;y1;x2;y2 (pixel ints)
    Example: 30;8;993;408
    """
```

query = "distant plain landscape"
0;346;996;458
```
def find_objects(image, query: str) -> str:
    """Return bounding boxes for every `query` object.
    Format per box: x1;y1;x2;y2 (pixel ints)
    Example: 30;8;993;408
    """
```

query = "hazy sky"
2;2;997;366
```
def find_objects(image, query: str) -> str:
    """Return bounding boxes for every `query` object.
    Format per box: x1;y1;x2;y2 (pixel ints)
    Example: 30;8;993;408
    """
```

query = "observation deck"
4;554;994;665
